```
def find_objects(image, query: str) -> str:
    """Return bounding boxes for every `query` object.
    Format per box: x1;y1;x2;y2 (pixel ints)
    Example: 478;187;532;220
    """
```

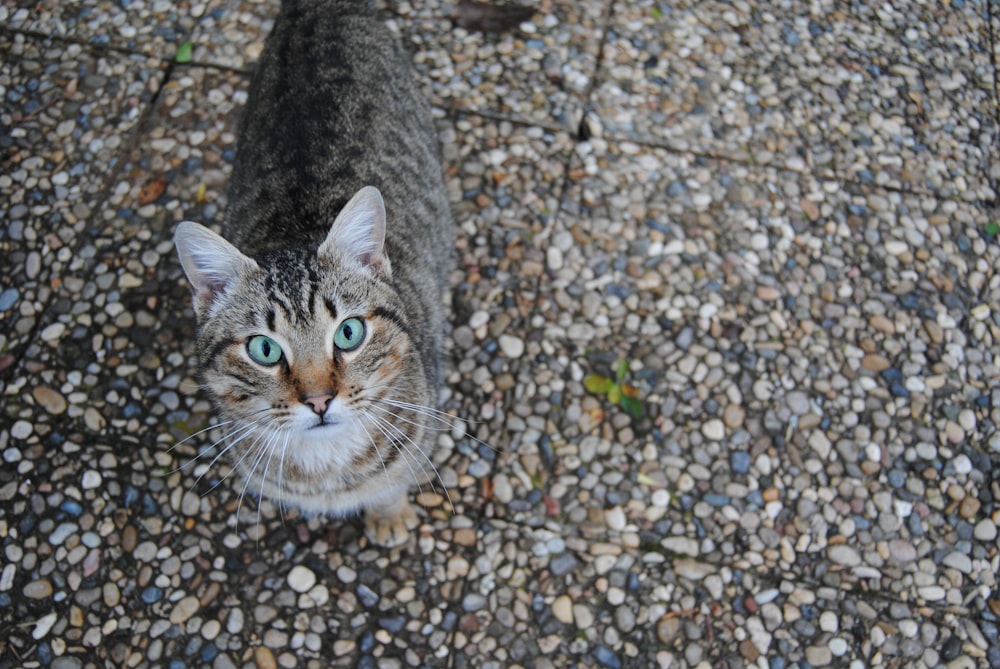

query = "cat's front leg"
364;492;419;547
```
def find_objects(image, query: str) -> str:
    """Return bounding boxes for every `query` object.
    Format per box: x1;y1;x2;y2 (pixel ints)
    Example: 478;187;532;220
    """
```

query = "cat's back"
223;0;450;267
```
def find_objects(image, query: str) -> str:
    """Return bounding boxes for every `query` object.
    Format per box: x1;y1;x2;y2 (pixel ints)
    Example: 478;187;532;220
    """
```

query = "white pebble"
226;608;244;634
150;138;177;152
952;454;972;475
701;419;725;441
468;310;489;329
942;552;972;574
884;240;908;256
829;638;848;656
917;586;945;601
41;322;66;342
287;565;317;594
661;536;699;557
973;519;997;541
898;619;918;637
651;490;671;507
11;421;33;439
546;246;563;271
498;334;525;359
32;612;58;640
605;507;626;531
81;470;102;489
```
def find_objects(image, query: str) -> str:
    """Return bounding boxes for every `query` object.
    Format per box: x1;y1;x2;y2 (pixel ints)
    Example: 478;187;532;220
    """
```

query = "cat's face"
175;188;431;512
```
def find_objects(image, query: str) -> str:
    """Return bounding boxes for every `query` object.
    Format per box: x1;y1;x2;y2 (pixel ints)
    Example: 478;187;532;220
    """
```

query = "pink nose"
303;394;334;415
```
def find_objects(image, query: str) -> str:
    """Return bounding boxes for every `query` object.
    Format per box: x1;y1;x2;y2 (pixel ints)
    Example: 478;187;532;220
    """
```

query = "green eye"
247;335;283;365
334;317;366;351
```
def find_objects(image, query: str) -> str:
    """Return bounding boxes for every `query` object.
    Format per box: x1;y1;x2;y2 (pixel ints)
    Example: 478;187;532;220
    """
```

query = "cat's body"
174;0;451;546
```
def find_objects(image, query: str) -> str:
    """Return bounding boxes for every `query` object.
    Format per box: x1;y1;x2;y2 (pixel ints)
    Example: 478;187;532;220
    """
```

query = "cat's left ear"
319;186;391;275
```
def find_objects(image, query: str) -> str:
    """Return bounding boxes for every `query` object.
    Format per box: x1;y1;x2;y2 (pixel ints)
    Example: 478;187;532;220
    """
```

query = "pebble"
287;566;317;594
24;580;53;599
723;403;745;428
169;596;200;625
593;646;621;668
785;391;810;414
888;540;917;563
662;537;700;557
731;451;751;475
656;616;681;644
701;419;724;441
81;471;102;489
254;647;277;669
828;545;861;567
32;612;58;639
973;520;997;542
605;507;627;531
33;386;67;414
11;420;32;440
462;593;487;612
552;595;573;624
805;646;832;666
498;334;525;358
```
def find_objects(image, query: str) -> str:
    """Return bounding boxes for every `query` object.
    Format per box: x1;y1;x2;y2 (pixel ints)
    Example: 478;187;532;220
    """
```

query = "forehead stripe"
372;306;409;337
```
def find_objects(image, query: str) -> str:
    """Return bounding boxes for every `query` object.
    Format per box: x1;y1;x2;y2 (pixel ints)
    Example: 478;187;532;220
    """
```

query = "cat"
173;0;452;547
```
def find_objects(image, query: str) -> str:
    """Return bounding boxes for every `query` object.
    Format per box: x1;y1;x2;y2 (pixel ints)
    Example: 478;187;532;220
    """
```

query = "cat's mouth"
309;418;340;430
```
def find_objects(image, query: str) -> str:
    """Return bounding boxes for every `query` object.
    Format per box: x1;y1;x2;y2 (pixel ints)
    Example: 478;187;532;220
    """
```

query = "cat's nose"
303;394;334;415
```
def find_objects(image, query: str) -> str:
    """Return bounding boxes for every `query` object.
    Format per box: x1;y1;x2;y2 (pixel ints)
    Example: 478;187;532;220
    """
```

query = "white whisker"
189;420;263;489
256;425;284;538
351;413;394;489
203;421;269;494
276;427;292;519
363;406;455;514
370;395;499;455
163;407;273;477
234;424;277;539
365;410;426;497
164;419;237;455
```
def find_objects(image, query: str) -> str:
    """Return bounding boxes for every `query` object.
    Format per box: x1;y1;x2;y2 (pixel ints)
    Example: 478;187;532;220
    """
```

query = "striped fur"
174;0;451;547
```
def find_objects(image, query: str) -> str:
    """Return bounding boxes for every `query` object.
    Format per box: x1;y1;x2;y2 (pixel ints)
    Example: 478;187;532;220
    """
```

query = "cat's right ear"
174;222;257;318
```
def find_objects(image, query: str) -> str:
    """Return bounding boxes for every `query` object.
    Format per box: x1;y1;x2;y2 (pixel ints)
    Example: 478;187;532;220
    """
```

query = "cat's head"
173;187;429;509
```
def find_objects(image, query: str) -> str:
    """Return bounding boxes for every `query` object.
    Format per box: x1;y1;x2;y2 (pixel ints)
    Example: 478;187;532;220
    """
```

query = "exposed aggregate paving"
2;0;999;668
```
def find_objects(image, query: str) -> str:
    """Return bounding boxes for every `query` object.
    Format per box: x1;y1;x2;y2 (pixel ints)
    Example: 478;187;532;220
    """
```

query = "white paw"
364;501;418;548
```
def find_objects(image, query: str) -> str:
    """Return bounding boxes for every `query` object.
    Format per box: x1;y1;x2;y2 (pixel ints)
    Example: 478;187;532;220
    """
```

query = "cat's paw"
364;500;418;548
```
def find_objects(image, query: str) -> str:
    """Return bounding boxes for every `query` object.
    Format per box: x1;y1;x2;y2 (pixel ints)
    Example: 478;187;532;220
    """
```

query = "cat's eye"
247;335;283;365
334;317;366;351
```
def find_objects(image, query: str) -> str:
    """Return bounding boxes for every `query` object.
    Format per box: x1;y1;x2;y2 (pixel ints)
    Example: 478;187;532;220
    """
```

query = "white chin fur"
283;403;367;474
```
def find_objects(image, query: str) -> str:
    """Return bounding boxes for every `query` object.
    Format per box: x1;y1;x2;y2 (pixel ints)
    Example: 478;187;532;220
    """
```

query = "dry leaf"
138;177;167;206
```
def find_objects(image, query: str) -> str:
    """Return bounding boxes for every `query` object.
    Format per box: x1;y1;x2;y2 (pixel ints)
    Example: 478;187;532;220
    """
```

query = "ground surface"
2;0;1000;667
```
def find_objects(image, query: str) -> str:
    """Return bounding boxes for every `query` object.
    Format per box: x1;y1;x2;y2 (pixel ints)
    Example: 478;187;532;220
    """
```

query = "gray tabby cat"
173;0;452;547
